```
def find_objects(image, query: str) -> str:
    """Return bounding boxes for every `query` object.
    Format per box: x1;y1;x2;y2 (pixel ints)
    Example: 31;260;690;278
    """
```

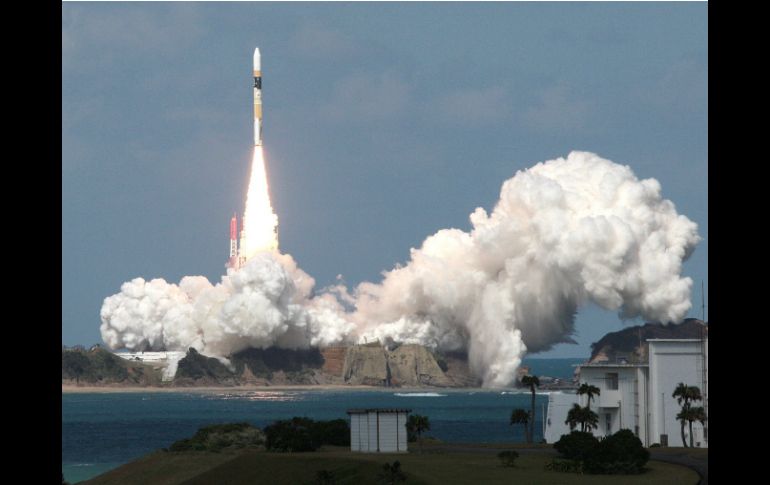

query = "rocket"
229;214;238;259
253;47;262;146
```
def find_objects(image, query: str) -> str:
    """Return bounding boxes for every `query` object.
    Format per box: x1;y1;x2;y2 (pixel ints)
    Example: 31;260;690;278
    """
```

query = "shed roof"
346;408;412;414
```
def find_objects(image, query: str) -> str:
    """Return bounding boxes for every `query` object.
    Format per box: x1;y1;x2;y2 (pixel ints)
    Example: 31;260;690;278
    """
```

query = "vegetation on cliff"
61;345;161;385
589;319;706;363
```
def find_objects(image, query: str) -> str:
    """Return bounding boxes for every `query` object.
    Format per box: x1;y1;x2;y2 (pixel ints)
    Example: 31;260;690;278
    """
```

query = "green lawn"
82;448;700;485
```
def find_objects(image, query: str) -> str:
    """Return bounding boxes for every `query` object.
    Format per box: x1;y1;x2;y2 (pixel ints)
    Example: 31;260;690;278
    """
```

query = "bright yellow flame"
241;147;278;258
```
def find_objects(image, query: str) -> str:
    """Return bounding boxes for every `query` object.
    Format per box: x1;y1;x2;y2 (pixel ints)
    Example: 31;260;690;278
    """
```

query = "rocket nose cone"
253;47;261;71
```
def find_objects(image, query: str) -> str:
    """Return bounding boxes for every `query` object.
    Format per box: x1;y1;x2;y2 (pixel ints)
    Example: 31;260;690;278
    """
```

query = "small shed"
347;408;411;453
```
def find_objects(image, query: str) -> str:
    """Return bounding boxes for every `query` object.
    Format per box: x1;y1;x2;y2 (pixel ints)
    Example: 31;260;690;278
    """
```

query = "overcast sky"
62;2;707;358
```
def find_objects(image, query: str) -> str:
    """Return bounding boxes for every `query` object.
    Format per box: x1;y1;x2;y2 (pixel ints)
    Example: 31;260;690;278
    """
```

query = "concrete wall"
648;340;708;448
544;392;579;443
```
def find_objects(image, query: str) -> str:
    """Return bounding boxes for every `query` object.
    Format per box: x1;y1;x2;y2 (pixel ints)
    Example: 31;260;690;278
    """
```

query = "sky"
62;2;708;358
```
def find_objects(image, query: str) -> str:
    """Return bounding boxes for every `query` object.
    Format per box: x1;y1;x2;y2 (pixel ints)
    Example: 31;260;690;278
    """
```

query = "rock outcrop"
340;343;462;387
387;344;453;386
342;343;390;386
320;346;347;377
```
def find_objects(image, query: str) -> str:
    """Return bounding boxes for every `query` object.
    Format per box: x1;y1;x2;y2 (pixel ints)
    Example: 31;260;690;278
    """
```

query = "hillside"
589;318;707;363
62;345;163;386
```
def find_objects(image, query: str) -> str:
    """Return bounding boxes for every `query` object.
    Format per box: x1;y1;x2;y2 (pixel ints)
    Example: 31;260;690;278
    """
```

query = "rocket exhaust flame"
241;147;279;257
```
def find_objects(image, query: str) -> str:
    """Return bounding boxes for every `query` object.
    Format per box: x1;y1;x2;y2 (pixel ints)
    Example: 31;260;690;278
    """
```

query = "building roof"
346;408;412;414
576;362;648;368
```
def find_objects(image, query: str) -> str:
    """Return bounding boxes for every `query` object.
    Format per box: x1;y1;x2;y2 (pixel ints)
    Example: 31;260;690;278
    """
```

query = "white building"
545;337;708;448
113;351;187;381
347;408;410;453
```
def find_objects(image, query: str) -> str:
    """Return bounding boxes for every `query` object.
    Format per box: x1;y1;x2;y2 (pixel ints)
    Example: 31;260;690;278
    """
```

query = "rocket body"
229;214;238;259
253;48;262;146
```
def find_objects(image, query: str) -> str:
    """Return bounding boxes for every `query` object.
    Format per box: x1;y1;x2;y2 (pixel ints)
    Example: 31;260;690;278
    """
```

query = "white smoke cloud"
100;151;699;387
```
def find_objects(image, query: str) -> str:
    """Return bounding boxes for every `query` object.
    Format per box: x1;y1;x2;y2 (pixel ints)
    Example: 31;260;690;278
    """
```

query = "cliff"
174;348;239;386
63;343;475;388
341;343;460;387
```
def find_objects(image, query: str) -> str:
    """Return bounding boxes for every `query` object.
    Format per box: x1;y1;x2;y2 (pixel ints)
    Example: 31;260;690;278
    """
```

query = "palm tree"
673;383;703;447
688;406;707;447
577;383;601;410
521;375;540;443
581;407;599;432
565;403;581;431
565;403;599;433
510;408;530;442
407;415;430;453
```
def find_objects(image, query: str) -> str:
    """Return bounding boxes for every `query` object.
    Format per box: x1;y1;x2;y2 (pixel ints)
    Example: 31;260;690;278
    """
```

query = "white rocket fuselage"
253;48;262;146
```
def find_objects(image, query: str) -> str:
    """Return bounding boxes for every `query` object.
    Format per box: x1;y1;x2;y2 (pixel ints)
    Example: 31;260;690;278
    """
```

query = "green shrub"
649;443;661;448
377;461;406;484
584;429;649;474
497;450;519;467
314;419;351;447
554;431;599;461
545;459;583;473
264;417;350;452
168;422;264;452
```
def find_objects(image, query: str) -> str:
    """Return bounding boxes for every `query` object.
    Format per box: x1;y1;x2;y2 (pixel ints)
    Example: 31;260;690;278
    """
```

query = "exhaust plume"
100;151;700;386
241;147;278;257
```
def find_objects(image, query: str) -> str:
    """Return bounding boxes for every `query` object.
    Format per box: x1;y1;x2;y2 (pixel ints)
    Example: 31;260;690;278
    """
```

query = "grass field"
82;447;700;485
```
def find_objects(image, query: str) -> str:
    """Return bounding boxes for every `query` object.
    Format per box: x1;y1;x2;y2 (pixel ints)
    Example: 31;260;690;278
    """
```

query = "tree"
407;415;430;453
672;383;703;447
510;408;530;443
62;350;91;384
687;406;707;447
521;375;540;443
577;383;601;411
565;403;598;433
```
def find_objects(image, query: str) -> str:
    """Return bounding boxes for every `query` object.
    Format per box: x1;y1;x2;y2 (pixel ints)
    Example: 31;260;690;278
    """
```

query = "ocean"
62;357;582;483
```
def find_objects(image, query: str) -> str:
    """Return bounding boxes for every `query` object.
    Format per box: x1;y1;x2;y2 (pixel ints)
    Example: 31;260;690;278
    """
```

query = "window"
606;373;618;390
605;413;612;434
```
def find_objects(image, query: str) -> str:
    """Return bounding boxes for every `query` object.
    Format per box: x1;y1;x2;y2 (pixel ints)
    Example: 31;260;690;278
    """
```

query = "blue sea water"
62;358;580;483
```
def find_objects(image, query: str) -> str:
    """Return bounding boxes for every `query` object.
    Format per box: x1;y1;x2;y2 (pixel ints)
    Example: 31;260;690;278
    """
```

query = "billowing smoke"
100;151;699;386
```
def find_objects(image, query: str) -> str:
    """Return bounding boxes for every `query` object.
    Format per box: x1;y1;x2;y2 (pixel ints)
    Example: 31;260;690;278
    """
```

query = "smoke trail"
100;151;699;387
241;147;278;257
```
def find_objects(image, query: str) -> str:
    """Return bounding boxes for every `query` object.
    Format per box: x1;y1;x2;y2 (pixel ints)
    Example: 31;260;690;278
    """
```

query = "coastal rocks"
387;344;453;386
342;343;390;385
320;346;347;376
341;343;460;387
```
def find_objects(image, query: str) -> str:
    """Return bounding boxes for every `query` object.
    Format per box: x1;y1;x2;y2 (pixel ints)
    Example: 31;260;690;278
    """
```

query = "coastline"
62;384;388;394
61;384;569;394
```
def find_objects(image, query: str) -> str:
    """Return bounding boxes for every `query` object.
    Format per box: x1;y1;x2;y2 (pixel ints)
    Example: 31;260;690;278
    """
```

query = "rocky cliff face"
340;343;461;387
387;344;453;386
64;343;477;388
320;346;347;376
342;344;390;385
